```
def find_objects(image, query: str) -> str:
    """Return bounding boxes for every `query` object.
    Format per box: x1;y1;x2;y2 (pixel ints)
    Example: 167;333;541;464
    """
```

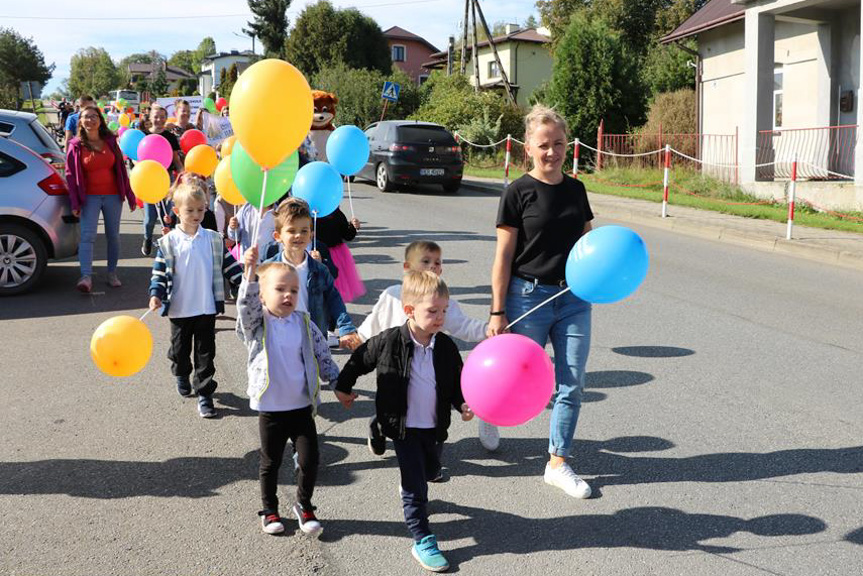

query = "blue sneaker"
176;377;192;397
411;535;449;572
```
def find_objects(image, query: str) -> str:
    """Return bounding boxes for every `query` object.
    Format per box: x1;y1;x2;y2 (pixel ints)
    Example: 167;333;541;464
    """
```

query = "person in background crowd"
65;104;137;293
141;104;184;257
65;95;95;152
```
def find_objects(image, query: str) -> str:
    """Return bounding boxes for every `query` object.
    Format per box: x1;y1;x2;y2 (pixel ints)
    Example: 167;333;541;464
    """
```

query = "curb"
460;179;863;274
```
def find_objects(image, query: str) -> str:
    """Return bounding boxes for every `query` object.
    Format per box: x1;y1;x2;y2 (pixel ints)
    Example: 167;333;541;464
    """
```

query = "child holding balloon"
335;271;473;573
262;198;361;350
237;246;340;537
140;104;183;256
147;178;244;418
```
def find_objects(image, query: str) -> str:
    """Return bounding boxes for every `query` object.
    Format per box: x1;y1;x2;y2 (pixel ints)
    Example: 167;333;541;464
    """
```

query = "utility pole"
473;0;516;105
447;36;454;76
460;0;469;75
470;0;479;92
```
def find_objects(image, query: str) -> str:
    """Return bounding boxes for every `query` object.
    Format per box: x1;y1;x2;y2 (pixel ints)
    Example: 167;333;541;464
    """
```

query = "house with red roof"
383;26;440;85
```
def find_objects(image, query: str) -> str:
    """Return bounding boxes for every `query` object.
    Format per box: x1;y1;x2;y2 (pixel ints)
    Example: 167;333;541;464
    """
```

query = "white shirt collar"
264;307;297;324
409;328;436;351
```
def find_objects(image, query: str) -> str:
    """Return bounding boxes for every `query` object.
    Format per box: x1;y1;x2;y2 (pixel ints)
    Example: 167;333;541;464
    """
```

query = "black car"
358;120;463;193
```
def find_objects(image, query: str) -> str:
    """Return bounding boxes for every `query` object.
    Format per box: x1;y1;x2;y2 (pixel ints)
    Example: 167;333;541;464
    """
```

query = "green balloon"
108;121;119;131
203;97;217;114
230;141;299;207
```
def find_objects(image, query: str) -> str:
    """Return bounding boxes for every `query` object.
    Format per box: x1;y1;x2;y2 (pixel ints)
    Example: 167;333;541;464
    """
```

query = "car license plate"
420;168;445;176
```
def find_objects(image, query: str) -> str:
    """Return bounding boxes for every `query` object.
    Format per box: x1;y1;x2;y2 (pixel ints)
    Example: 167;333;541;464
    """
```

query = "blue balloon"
119;129;146;161
292;161;344;217
326;125;370;176
565;225;648;304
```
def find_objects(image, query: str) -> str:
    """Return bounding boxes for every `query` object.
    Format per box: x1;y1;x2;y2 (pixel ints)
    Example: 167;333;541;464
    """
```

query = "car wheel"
376;163;395;192
442;179;462;193
0;224;48;296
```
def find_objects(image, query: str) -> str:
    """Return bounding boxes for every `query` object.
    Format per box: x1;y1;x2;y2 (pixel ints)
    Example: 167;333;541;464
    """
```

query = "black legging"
258;407;319;513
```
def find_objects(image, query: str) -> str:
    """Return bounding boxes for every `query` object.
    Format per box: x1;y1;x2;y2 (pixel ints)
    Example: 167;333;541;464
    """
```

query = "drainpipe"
673;42;702;137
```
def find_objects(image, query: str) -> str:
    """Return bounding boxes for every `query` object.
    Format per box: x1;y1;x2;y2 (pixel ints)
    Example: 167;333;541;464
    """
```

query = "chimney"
505;23;519;35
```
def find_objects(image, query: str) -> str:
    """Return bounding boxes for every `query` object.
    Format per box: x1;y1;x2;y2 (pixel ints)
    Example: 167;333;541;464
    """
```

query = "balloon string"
139;308;152;321
251;169;269;250
504;287;569;331
313;210;318;252
346;176;355;220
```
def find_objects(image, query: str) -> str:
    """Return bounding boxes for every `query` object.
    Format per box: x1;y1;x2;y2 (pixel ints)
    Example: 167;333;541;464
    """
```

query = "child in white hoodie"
357;240;499;460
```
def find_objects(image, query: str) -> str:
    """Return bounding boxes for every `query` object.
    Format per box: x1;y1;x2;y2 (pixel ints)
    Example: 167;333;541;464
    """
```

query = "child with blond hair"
336;271;473;572
148;177;243;418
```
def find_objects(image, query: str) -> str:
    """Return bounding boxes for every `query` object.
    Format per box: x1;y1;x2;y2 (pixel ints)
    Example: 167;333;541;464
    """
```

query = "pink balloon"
461;334;555;427
117;126;128;137
137;134;173;169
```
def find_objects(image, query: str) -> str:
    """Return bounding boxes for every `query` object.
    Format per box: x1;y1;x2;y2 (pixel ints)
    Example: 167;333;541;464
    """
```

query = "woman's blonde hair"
170;172;209;208
524;104;568;142
401;270;449;306
150;103;167;119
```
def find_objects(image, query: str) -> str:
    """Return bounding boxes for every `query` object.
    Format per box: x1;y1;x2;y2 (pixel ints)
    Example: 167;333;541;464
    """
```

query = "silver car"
0;109;65;174
0;138;78;295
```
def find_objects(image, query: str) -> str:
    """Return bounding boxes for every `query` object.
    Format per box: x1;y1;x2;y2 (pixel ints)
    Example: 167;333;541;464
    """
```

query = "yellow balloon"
90;315;153;378
214;156;246;206
166;116;177;124
229;58;313;169
184;144;219;177
130;160;170;204
220;135;236;158
118;113;130;127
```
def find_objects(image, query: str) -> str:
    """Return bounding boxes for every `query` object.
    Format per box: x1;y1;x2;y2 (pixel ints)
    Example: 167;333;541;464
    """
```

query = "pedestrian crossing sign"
381;81;400;102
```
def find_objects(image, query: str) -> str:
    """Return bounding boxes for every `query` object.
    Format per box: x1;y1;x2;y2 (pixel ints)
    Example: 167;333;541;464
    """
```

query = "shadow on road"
612;346;695;358
845;526;863;545
325;502;826;563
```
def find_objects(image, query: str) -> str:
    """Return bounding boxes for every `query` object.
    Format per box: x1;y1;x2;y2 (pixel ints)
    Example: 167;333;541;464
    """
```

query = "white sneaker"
260;512;285;535
544;462;592;499
478;420;500;451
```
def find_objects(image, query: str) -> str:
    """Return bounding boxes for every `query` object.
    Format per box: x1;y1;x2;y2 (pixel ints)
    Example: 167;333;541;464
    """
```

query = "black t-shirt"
496;174;594;283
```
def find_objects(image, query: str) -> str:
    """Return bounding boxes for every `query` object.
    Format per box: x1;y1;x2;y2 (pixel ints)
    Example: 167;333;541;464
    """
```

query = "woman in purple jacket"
65;105;137;293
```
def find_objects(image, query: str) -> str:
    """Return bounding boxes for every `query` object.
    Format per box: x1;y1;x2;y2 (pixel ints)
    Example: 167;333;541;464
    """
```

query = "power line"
0;0;446;21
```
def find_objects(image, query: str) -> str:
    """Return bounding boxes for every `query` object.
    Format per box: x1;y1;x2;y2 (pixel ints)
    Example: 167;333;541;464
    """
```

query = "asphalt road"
1;179;861;576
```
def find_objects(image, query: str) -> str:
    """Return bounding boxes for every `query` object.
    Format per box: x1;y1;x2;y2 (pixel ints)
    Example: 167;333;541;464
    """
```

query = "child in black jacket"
335;271;473;573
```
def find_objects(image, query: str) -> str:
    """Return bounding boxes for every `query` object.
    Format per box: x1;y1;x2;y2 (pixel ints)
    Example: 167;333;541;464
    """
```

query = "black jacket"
336;323;466;442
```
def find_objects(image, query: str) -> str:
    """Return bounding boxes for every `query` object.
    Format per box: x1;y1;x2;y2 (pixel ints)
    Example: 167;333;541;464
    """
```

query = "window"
488;61;500;79
391;45;406;62
773;65;783;129
0;121;15;137
418;74;429;86
0;152;25;178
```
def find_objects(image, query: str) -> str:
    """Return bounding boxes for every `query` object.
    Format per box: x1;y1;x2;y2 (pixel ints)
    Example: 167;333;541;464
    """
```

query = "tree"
642;39;696;97
219;63;239;99
245;0;291;59
285;1;391;77
69;47;119;99
547;13;646;143
0;28;53;108
197;37;216;60
150;65;169;97
535;0;587;40
524;15;539;29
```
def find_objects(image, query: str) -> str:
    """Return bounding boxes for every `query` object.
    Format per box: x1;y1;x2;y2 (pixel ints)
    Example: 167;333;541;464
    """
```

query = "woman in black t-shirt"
487;105;595;499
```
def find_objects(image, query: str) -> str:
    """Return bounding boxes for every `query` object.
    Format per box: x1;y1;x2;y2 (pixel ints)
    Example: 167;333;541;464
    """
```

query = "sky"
2;0;537;96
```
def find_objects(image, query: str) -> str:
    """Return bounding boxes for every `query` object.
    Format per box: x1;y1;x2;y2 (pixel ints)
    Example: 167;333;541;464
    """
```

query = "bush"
642;41;696;98
311;61;420;128
639;89;696;135
546;13;647;145
410;72;523;141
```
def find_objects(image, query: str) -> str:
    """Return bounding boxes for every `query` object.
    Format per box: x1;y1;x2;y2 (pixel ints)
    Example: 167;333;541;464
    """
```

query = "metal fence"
756;125;858;181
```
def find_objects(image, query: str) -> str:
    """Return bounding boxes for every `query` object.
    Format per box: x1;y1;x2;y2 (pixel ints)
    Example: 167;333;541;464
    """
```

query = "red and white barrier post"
786;156;798;240
572;138;580;179
503;134;512;188
662;144;671;218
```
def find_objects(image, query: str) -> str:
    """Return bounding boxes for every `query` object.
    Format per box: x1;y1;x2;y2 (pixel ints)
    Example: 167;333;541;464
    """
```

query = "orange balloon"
90;315;153;377
184;144;219;178
229;58;313;169
166;116;177;124
118;113;130;127
214;156;246;206
130;160;170;203
220;135;236;157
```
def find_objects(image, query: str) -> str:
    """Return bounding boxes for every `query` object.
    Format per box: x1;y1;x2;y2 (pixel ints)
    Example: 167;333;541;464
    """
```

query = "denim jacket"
263;250;357;338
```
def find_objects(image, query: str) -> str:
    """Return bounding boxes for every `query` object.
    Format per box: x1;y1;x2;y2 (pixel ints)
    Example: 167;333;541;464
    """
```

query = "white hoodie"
357;284;488;343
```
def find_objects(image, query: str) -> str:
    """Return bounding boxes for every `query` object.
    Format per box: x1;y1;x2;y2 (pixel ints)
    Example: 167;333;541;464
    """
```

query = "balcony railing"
756;125;858;180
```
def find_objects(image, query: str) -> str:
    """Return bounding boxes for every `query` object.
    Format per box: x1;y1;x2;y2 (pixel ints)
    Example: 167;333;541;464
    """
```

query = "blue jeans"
142;200;172;241
506;276;592;458
78;194;123;277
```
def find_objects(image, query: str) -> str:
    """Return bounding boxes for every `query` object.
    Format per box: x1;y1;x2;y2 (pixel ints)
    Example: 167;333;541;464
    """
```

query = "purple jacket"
65;134;136;212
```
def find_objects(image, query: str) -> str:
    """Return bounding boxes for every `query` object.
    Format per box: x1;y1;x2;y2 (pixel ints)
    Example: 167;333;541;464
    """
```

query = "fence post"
572;138;580;179
662;144;671;218
735;126;739;185
786;156;798;240
503;134;512;188
596;119;604;171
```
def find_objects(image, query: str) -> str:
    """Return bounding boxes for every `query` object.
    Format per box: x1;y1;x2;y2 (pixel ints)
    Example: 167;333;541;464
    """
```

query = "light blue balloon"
326;125;370;176
119;129;146;161
565;225;648;304
292;161;344;217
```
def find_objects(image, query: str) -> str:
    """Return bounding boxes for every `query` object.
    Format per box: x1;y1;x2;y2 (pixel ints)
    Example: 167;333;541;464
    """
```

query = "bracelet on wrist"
489;310;506;316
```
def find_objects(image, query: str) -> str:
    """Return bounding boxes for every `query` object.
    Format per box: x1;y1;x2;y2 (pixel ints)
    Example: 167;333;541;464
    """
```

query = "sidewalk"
461;175;863;273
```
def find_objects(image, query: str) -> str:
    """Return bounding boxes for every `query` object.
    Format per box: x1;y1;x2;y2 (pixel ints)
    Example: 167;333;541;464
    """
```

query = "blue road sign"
381;81;401;102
